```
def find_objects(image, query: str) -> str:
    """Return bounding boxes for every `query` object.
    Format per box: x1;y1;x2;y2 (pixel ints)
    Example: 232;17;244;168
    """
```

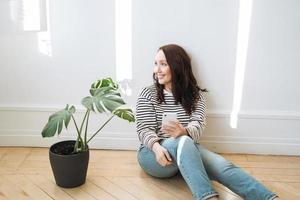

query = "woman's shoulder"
139;85;157;100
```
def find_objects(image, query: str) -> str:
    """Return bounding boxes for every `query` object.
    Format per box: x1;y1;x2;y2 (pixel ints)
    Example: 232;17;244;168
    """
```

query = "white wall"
0;0;299;155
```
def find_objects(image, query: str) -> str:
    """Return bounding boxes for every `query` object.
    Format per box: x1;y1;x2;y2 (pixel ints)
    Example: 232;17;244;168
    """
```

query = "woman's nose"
154;65;161;73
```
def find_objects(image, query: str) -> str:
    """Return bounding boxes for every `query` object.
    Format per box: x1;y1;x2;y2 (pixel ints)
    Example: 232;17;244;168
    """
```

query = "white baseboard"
0;106;300;155
0;134;140;150
0;131;299;155
200;136;300;155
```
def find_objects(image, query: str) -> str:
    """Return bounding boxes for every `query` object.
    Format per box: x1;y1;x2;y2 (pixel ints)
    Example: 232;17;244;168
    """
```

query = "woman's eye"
162;63;167;66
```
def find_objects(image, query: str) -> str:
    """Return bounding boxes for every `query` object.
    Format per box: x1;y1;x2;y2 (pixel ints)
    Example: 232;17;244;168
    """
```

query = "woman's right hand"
152;142;173;166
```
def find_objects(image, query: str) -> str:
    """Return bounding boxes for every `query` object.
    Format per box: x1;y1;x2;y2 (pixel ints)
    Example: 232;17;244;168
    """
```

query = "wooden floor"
0;147;299;200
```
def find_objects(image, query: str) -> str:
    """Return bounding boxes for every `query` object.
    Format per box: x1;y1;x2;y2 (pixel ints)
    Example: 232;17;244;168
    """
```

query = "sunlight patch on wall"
22;0;41;31
37;0;52;57
115;0;132;96
9;0;21;24
230;0;253;128
10;0;52;56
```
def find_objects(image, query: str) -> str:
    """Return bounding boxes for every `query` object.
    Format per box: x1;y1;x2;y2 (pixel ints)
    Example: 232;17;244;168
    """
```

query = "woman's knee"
161;136;195;156
162;135;194;149
177;135;194;145
176;135;197;153
138;146;178;178
161;137;178;149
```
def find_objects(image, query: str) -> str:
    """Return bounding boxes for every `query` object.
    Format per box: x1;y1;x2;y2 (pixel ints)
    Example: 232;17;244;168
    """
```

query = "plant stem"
84;110;90;149
71;115;84;152
79;110;89;136
75;110;89;151
87;115;114;143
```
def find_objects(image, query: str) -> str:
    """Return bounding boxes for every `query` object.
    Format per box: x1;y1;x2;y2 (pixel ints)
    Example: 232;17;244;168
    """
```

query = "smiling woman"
136;44;279;200
153;50;172;91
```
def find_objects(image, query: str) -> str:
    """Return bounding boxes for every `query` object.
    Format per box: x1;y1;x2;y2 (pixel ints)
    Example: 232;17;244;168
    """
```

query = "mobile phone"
162;113;177;125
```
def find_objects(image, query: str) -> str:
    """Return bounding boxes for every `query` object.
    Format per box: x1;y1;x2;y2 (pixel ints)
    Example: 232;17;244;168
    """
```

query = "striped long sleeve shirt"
136;85;206;149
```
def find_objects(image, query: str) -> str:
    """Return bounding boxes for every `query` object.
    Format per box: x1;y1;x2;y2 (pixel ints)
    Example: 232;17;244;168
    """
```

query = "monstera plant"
41;77;135;188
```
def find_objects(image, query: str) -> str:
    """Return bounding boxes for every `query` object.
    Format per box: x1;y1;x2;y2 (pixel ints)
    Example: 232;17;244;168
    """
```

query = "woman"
136;44;278;200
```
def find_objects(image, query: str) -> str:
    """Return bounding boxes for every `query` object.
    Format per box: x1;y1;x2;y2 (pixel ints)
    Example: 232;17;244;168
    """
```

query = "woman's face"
154;50;172;90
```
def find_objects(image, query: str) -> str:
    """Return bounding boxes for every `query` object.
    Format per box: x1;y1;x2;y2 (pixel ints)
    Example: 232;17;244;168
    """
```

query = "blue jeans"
138;136;277;200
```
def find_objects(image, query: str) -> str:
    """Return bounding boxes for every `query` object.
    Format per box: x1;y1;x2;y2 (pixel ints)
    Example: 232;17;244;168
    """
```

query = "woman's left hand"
160;121;188;138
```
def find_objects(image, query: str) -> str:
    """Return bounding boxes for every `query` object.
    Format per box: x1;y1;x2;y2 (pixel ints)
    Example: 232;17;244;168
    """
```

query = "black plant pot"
49;140;89;188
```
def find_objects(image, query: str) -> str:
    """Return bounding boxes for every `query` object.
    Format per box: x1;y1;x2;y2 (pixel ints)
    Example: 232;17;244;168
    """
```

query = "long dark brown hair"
153;44;207;115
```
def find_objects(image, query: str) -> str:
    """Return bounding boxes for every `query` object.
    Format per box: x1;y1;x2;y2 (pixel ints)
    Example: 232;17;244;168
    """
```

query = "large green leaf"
82;86;125;113
113;108;135;122
41;105;75;137
90;77;118;96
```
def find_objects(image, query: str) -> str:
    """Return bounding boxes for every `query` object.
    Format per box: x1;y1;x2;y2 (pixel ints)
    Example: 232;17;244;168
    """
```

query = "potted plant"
41;77;135;188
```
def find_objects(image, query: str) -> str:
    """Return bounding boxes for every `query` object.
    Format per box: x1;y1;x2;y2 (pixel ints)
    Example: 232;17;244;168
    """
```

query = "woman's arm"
160;93;206;141
186;93;206;143
136;88;160;149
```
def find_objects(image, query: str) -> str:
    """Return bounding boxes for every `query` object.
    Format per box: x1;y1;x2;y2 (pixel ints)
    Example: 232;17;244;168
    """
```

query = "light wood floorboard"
0;147;299;200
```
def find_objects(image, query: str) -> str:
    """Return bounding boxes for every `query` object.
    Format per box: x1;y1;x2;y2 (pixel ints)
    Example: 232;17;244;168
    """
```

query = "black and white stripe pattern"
136;85;206;149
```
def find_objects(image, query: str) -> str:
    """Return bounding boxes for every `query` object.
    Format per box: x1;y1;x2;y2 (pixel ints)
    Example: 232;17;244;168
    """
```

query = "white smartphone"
162;113;177;125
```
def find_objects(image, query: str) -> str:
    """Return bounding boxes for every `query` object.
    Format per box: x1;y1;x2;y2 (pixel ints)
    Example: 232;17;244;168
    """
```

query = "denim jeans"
138;136;277;200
